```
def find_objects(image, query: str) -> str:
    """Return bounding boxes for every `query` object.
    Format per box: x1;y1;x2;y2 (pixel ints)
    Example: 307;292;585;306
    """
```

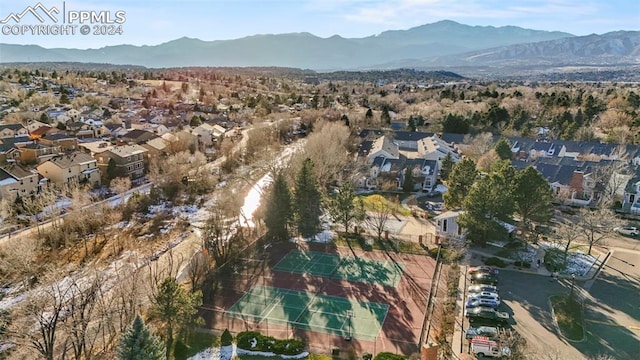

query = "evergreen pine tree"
264;172;293;240
494;138;512;160
440;152;455;182
443;158;478;209
117;315;166;360
402;168;415;193
365;108;373;121
326;182;364;235
294;159;322;237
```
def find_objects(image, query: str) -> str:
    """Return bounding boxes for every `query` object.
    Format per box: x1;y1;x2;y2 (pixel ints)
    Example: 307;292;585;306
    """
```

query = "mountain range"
1;20;638;71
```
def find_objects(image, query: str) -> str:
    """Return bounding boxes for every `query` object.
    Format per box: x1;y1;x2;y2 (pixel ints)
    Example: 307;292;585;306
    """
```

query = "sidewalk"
467;244;552;277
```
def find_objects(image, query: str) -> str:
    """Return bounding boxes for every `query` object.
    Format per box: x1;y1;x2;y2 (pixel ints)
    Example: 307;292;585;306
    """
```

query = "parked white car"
614;226;639;236
468;292;501;305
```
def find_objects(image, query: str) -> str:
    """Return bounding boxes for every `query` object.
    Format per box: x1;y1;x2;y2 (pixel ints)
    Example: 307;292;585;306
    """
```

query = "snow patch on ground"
540;242;599;276
515;246;538;263
187;344;308;360
290;229;335;244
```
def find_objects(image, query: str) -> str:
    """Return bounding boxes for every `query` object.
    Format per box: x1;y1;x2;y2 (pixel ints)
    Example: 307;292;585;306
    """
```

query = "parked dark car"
465;306;510;325
468;266;500;276
470;272;498;285
467;284;499;294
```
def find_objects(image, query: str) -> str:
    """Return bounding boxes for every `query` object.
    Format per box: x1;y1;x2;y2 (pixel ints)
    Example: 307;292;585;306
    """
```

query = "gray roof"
1;165;35;179
392;131;434;142
0;123;26;131
440;132;466;145
47;152;96;168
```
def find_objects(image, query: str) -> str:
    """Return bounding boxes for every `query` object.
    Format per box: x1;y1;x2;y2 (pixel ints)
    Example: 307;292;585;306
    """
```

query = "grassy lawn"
335;233;423;254
174;331;220;360
361;194;411;217
550;295;584;341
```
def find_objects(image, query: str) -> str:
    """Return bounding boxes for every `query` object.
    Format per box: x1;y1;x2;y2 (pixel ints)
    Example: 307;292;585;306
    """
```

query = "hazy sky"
1;0;638;49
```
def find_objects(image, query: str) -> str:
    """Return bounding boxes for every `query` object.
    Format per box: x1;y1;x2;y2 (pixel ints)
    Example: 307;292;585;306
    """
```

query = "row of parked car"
464;266;512;358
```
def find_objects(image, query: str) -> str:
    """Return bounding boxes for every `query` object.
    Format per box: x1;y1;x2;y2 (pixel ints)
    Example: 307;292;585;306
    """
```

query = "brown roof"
30;126;53;136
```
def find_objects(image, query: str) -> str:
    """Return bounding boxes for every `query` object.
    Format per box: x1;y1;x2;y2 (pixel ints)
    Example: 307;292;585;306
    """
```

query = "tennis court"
272;250;404;287
227;285;388;341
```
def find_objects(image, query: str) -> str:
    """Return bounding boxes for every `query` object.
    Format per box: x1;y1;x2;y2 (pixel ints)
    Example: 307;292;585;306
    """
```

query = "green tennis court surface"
227;285;388;341
273;250;403;287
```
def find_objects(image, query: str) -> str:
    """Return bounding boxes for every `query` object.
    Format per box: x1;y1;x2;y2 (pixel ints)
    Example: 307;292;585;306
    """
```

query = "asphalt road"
580;249;640;359
498;249;640;359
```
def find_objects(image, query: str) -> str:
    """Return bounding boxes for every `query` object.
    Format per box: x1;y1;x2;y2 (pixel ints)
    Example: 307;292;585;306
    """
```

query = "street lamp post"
345;310;354;341
570;274;576;300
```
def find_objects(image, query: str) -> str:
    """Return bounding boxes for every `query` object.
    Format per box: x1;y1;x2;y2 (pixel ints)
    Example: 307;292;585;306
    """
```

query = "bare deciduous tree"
9;270;71;360
202;207;244;268
301;120;351;188
364;195;397;242
186;251;211;291
462;132;494;160
64;272;105;360
110;176;132;206
0;235;40;288
551;218;583;269
577;207;620;255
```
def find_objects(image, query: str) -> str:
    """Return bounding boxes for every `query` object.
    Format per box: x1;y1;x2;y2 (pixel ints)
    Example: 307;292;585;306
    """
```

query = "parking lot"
461;252;640;359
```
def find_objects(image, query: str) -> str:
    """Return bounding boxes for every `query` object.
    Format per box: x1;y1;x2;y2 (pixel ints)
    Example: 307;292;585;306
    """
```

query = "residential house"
432;210;515;244
25;120;49;133
0;124;29;138
29;126;55;140
528;158;601;207
95;144;148;180
0;165;39;200
367;136;399;163
388;131;434;151
191;123;224;147
104;122;129;138
36;152;101;187
622;172;640;215
38;133;78;152
0;144;19;165
433;210;465;244
417;136;461;169
66;108;81;120
141;137;170;160
78;140;113;157
17;142;62;164
121;129;158;145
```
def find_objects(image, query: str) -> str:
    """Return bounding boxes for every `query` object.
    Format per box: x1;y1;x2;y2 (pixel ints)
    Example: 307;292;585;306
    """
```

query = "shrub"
484;257;507;267
236;331;262;350
427;247;462;263
220;329;233;346
544;248;565;271
308;354;332;360
514;261;531;268
374;352;407;360
236;331;305;355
